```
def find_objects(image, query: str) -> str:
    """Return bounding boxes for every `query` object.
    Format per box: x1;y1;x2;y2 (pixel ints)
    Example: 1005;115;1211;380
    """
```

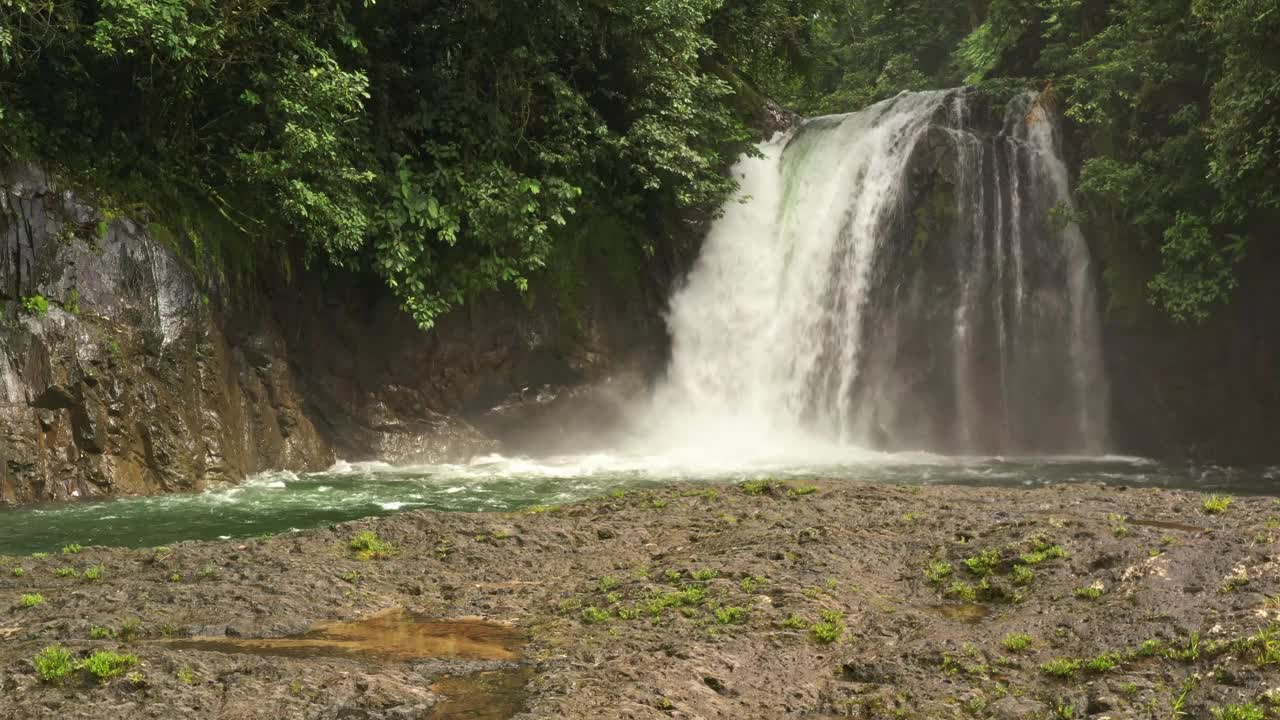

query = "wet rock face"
0;165;335;503
0;162;668;503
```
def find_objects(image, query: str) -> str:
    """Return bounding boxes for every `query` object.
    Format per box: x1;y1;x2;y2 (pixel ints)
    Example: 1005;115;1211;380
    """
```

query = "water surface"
0;452;1273;555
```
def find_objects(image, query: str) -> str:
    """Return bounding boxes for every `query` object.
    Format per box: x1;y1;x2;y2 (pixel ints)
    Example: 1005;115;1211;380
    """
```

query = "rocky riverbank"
1;480;1278;719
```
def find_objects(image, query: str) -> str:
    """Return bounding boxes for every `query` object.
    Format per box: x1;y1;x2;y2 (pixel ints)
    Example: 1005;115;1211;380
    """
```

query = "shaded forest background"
1;0;1277;329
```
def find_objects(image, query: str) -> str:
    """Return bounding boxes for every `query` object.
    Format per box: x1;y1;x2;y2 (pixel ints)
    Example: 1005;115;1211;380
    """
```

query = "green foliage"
1040;657;1081;678
33;645;75;684
20;295;49;316
740;479;774;496
61;544;82;554
809;609;844;644
82;565;104;582
962;549;1002;577
1202;494;1233;514
9;567;23;577
80;651;138;681
580;606;611;624
2;0;805;329
348;531;396;560
924;560;953;584
20;593;44;608
1010;564;1035;586
119;618;142;640
1211;706;1264;720
713;606;748;625
641;586;707;617
4;0;1275;326
88;626;114;639
1073;585;1104;600
1084;652;1118;673
781;613;808;630
1001;632;1033;652
1018;544;1067;565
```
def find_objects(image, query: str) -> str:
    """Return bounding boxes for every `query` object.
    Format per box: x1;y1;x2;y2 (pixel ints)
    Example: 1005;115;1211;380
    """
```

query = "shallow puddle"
928;604;989;624
166;608;523;662
429;666;534;720
1127;517;1208;533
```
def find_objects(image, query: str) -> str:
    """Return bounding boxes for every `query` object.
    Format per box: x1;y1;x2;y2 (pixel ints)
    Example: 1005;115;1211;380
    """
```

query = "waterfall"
646;89;1109;456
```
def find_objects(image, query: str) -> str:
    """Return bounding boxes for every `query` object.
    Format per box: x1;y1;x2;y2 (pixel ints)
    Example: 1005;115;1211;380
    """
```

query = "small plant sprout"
581;606;611;624
81;651;138;680
810;609;845;644
1018;544;1067;565
1001;633;1033;652
10;567;24;577
1202;494;1233;514
962;549;1001;576
714;606;748;625
1210;705;1265;720
349;531;397;560
1010;564;1034;586
61;543;83;554
781;613;808;629
1074;582;1104;600
20;593;45;608
83;565;104;582
33;646;75;684
924;560;953;584
1040;658;1081;678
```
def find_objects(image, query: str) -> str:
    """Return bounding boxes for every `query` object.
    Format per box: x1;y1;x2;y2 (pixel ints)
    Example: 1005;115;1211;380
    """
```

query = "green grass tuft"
924;560;953;584
1202;494;1233;514
33;646;75;684
962;549;1001;576
348;531;397;560
80;651;138;680
1001;633;1033;652
810;609;845;644
1040;657;1081;678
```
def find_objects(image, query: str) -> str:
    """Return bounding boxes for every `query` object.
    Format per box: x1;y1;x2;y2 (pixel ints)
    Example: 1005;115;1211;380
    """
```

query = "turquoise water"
0;453;1274;555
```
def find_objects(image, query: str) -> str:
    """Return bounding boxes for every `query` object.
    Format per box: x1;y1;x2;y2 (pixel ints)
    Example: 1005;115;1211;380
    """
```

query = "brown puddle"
928;604;989;624
429;666;535;720
166;608;523;662
167;609;530;719
1127;517;1209;533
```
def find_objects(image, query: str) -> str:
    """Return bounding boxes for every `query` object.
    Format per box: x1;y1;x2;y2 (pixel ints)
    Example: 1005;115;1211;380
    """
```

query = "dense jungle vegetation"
1;0;1276;326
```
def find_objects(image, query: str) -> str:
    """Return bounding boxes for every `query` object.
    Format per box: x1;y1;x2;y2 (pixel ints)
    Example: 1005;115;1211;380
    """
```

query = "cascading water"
0;88;1148;556
646;88;1109;456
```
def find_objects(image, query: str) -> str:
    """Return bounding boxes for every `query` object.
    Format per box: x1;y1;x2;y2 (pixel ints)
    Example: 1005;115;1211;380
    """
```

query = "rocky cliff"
0;163;673;504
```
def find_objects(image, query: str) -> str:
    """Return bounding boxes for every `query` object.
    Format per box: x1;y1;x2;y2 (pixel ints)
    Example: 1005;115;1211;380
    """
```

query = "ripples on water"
0;451;1275;554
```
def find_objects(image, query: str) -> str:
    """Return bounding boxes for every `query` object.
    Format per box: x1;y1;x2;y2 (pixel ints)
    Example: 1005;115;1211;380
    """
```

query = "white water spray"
642;89;1109;457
